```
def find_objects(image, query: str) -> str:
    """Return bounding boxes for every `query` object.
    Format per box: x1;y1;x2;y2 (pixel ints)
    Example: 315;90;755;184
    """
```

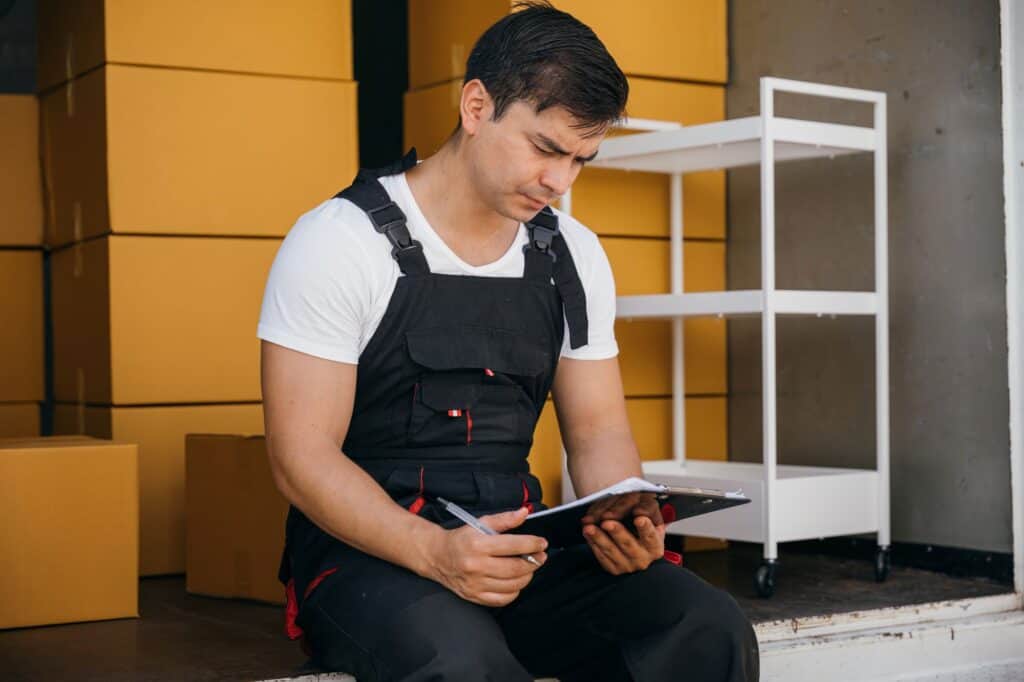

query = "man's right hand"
426;507;548;607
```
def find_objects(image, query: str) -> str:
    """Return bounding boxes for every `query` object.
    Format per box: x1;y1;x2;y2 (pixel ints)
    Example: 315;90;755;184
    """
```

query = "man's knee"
310;590;532;682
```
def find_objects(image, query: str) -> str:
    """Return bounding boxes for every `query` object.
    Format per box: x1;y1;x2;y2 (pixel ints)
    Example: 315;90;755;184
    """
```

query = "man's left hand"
581;493;667;574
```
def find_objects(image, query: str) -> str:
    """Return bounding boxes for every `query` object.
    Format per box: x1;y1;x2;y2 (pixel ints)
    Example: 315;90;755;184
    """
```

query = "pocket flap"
406;327;550;377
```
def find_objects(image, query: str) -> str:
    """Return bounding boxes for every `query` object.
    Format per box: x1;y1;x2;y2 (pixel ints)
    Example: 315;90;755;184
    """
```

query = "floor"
0;545;1012;682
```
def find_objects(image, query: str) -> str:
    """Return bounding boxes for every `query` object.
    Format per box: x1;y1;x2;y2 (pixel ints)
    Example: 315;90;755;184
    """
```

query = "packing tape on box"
65;77;74;118
76;368;86;433
448;79;462;108
450;44;466;83
64;32;74;83
72;202;83;242
73;241;83;278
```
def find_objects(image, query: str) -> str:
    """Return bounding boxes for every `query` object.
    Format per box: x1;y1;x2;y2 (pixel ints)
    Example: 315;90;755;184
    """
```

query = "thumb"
479;506;530;532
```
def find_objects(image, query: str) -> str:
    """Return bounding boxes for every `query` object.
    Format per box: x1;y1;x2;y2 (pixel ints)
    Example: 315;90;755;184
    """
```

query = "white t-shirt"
257;172;619;364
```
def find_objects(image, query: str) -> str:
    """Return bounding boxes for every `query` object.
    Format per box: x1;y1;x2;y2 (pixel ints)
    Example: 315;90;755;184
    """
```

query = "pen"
436;497;542;567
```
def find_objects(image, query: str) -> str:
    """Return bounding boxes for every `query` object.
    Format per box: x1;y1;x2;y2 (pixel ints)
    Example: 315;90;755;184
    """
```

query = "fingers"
583;518;664;575
479;507;530;532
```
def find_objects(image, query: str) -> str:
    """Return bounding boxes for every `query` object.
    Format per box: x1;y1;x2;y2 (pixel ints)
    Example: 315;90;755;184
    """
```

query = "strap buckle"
525;224;558;263
366;201;406;234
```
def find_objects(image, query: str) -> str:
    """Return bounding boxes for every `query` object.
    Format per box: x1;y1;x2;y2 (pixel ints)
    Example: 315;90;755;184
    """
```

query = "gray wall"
726;0;1011;552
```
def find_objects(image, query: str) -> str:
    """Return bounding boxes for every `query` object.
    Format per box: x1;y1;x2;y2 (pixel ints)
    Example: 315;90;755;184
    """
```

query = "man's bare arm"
552;356;665;574
551;356;643;496
261;340;547;605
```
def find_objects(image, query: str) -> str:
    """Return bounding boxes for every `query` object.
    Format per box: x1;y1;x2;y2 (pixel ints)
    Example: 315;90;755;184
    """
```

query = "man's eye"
533;144;555;156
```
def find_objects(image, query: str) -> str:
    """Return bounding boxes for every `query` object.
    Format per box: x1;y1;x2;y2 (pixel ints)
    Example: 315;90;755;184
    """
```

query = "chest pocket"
404;328;551;447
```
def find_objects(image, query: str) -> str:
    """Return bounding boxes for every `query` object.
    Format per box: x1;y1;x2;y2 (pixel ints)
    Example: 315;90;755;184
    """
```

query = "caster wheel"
874;547;891;582
754;561;777;598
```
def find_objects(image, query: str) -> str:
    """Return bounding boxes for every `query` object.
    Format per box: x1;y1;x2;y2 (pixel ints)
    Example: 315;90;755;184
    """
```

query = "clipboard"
508;477;751;549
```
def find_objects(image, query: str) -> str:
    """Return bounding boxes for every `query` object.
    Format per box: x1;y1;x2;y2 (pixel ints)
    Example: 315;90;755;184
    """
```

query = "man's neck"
405;142;519;257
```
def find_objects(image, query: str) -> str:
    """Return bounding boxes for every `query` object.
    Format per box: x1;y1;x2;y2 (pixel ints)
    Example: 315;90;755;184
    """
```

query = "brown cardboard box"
40;65;358;247
53;403;265;576
0;403;40;437
51;235;280;405
0;250;44;402
37;0;353;91
602;238;727;396
185;434;288;604
0;436;138;629
0;96;44;246
404;77;726;239
407;0;726;88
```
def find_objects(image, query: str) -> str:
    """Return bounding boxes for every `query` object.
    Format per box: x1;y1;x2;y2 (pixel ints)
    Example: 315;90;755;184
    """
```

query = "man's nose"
539;160;575;198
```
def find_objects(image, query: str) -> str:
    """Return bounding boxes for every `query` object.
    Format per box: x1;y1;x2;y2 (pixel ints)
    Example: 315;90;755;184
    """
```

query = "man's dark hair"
461;1;628;135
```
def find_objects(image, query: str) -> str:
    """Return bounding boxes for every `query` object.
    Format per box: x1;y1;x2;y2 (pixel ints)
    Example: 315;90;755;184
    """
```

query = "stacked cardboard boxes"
404;2;730;554
0;96;45;438
40;0;358;576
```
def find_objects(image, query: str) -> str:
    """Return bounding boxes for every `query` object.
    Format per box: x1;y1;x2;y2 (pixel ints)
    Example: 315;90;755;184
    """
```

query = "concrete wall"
726;0;1011;552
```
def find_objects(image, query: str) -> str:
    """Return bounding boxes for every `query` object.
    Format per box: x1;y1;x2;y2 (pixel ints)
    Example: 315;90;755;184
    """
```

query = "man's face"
466;98;607;222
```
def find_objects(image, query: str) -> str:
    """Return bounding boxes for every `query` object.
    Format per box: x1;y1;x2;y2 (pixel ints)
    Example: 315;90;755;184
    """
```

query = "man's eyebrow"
535;133;599;163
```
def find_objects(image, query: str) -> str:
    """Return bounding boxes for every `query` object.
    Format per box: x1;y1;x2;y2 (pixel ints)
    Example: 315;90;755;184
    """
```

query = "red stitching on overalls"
283;566;340;640
466;410;473;444
408;466;426;514
521;480;533;513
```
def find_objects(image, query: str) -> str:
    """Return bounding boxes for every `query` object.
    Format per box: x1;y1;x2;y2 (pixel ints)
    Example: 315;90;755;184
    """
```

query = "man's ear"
459;79;492;137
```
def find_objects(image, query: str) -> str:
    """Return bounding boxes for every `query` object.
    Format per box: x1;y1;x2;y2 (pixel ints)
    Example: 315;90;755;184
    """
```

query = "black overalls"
279;153;760;682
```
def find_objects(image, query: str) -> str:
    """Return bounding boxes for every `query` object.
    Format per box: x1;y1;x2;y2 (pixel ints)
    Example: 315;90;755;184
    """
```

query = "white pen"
437;496;542;567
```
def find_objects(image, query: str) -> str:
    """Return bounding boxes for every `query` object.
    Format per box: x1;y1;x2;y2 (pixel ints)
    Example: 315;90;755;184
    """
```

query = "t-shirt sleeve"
257;202;382;364
560;235;619;360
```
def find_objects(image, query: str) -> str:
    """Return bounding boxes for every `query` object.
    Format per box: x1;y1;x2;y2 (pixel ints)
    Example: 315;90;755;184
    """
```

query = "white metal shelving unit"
561;77;890;596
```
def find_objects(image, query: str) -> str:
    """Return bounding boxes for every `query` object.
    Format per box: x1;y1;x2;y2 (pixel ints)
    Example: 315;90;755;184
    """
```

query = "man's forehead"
530;104;608;147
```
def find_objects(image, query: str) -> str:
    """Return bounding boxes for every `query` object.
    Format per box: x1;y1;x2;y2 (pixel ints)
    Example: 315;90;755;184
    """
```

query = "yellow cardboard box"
0;436;138;629
37;0;353;90
40;65;358;247
51;235;280;405
603;238;727;396
0;96;43;246
407;0;726;88
404;77;726;239
0;403;40;438
53;403;265;576
185;434;288;605
0;250;44;402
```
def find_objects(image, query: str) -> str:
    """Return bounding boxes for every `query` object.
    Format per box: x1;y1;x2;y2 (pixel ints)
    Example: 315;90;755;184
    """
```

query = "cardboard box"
51;235;280;405
0;250;44;402
40;65;358;247
404;77;726;239
53;403;265;576
407;0;726;88
37;0;353;91
0;403;40;438
0;436;138;629
185;434;288;604
602;238;727;396
0;96;44;246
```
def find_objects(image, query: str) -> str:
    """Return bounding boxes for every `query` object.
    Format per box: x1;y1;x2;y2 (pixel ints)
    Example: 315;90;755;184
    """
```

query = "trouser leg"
497;545;760;682
298;550;533;682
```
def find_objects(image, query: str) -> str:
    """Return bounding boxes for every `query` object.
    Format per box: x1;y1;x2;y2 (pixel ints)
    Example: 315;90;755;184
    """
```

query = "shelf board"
591;116;876;174
643;458;877;482
616;290;878;320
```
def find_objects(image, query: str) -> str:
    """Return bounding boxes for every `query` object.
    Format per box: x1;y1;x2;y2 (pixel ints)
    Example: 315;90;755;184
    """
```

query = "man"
258;3;759;680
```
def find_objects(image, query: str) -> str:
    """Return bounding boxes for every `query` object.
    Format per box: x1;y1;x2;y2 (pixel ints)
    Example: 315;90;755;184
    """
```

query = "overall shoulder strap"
335;149;429;275
523;207;590;349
